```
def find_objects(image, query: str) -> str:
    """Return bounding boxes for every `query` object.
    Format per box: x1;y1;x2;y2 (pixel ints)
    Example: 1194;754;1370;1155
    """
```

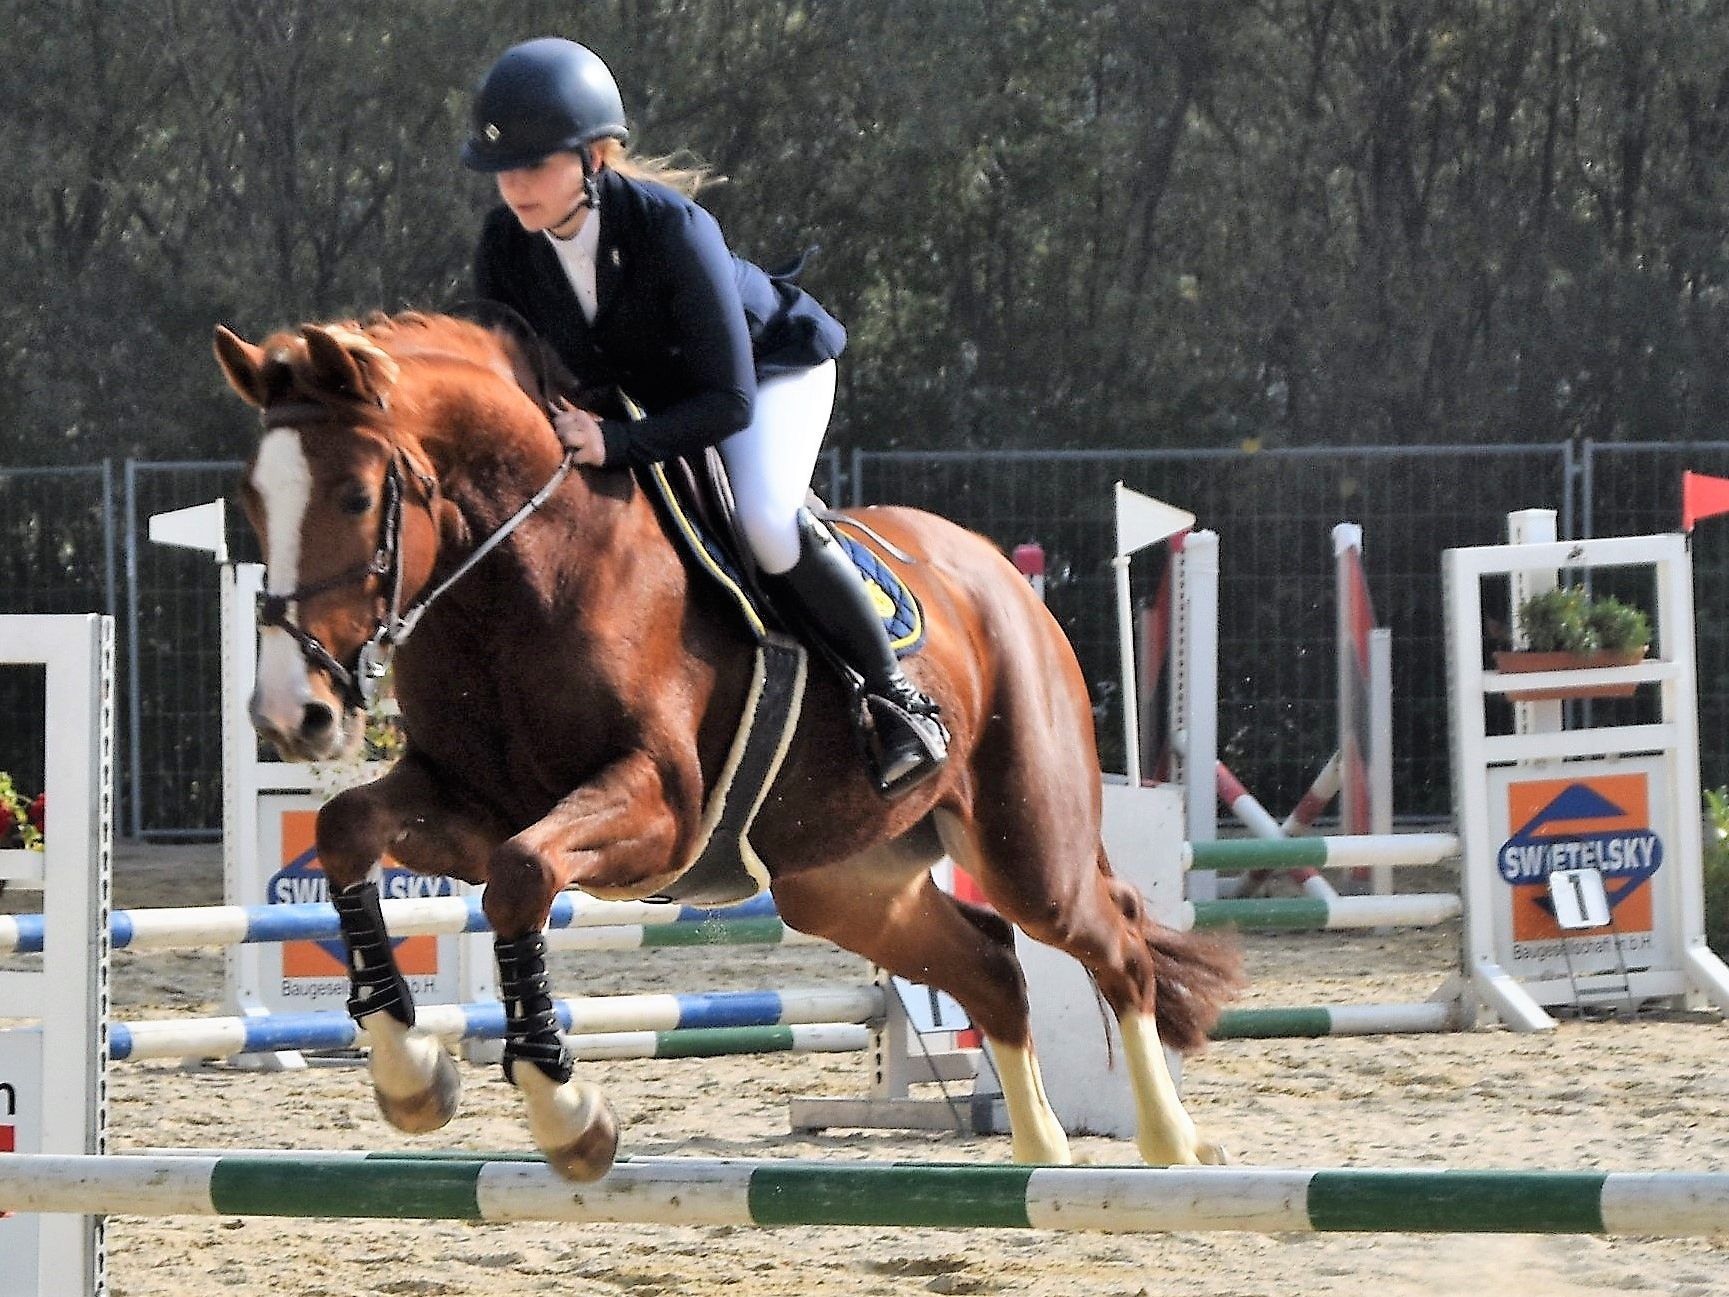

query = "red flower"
0;802;14;841
27;794;44;830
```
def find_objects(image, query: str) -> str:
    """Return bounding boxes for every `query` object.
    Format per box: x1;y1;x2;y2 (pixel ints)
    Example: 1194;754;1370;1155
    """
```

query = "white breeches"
719;360;837;575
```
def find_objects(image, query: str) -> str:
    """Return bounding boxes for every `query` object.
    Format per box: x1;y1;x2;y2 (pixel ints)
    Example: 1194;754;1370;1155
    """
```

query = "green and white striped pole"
565;1023;869;1061
1213;1002;1454;1038
1183;833;1459;874
2;1153;1725;1236
1192;893;1460;931
549;917;821;952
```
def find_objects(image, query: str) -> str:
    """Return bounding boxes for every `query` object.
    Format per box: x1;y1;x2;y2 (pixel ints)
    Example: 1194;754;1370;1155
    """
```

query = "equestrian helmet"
461;38;628;172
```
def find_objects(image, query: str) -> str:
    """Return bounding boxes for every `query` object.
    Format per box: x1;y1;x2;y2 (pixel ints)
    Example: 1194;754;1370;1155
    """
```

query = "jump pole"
4;1152;1727;1237
103;992;1454;1064
3;877;1463;958
1183;833;1459;873
0;614;113;1297
108;985;885;1062
0;891;787;954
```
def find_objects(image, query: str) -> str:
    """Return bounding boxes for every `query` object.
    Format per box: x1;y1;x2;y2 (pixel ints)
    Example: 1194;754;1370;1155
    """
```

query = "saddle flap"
640;459;925;658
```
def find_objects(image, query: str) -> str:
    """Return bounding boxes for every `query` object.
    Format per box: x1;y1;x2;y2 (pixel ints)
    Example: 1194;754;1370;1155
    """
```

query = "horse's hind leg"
1089;856;1233;1166
771;855;1072;1165
945;811;1238;1167
316;757;499;1134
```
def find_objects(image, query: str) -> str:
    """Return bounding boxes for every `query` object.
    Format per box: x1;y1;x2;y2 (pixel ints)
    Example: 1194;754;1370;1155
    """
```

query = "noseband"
257;400;575;713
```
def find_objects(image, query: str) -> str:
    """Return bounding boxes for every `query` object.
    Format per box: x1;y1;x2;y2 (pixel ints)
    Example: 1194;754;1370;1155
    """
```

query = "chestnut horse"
214;311;1239;1180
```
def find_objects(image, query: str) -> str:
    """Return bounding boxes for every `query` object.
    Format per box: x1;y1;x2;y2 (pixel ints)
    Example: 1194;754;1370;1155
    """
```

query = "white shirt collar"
544;208;601;322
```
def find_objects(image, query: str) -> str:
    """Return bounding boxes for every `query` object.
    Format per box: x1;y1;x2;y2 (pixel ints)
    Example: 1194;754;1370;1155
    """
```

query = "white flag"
1114;483;1193;559
148;499;229;561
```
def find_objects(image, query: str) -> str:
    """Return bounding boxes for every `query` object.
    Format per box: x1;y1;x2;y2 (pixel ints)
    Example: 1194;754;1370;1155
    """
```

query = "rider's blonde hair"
593;138;721;197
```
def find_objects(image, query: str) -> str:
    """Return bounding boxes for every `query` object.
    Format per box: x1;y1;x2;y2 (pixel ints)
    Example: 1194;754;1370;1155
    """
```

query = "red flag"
1682;471;1729;532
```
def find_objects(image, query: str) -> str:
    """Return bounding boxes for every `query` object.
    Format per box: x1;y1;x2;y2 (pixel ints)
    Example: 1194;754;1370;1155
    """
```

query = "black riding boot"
779;511;948;796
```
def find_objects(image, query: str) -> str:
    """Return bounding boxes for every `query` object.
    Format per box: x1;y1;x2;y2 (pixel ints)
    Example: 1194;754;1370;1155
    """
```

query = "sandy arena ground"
7;843;1729;1295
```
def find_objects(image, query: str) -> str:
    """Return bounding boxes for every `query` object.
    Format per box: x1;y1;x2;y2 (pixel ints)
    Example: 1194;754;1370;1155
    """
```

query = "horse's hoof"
1196;1138;1231;1166
512;1064;620;1183
541;1096;619;1183
1138;1125;1230;1167
373;1044;461;1134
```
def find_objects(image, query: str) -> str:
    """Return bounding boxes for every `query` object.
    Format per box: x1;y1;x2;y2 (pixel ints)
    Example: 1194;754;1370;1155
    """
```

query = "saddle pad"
655;632;806;907
832;525;925;657
642;463;926;656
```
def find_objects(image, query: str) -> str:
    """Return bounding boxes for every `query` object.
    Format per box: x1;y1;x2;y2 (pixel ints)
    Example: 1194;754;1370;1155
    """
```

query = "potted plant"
308;691;408;797
1495;585;1652;700
0;772;43;851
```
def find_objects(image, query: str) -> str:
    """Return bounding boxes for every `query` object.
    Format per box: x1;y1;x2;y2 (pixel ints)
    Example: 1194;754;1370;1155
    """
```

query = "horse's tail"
1146;922;1244;1055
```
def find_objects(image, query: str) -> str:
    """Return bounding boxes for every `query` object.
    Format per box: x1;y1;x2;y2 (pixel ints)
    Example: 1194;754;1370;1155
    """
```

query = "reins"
386;449;577;647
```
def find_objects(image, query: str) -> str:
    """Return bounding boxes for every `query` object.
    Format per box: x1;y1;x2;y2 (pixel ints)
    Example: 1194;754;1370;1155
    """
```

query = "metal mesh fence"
10;443;1725;835
0;465;115;800
123;461;251;838
852;446;1576;818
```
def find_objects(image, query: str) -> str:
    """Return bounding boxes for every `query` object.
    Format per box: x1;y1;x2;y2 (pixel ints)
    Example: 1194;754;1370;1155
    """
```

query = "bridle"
256;399;575;713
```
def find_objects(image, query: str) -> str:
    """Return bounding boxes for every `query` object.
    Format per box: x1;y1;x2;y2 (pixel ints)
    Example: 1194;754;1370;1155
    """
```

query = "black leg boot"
779;510;949;796
332;880;416;1028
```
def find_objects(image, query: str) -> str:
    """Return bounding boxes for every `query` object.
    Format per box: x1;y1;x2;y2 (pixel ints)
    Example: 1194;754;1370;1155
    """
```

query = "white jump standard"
1444;515;1729;1028
0;614;114;1297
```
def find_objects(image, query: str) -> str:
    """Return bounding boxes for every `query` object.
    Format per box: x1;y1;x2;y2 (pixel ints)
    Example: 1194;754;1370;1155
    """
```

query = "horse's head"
215;316;524;761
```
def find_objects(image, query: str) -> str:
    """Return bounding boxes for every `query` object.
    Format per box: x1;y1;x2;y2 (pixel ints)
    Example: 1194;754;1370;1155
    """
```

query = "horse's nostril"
301;701;337;739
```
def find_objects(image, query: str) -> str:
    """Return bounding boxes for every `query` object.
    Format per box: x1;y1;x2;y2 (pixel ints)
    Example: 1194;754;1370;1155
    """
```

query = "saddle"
651;447;926;661
631;451;932;905
463;302;924;901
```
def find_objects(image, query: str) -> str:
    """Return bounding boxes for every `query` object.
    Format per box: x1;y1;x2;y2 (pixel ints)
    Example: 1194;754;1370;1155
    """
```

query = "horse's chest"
398;639;618;820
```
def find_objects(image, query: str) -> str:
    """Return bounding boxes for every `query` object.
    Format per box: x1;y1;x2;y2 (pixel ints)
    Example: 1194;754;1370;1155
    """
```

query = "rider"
461;37;946;797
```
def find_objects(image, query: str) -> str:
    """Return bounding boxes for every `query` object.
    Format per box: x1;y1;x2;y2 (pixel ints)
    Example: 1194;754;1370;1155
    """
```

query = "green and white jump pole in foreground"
3;1152;1726;1237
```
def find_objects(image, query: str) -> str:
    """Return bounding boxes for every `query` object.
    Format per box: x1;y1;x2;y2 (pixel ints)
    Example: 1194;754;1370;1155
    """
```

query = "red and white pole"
1012;542;1046;603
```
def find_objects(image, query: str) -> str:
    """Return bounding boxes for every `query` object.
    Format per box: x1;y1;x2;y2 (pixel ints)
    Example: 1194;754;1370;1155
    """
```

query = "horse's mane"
254;310;536;471
349;309;508;364
259;311;513;397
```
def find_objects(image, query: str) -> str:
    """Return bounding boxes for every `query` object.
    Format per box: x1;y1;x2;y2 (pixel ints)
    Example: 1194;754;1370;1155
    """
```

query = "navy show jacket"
474;166;846;469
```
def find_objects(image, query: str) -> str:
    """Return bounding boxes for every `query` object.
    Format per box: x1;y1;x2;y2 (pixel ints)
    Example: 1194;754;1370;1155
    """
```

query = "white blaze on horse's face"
249;427;334;754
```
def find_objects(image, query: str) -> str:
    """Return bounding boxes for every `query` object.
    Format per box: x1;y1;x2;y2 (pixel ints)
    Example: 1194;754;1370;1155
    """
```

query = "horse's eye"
339;490;374;516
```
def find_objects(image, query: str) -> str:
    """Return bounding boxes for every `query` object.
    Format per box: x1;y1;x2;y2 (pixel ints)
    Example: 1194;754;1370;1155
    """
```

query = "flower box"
1492;649;1648;702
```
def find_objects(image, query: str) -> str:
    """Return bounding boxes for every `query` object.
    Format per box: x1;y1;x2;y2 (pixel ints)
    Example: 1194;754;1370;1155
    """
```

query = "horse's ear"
302;325;399;407
213;326;270;408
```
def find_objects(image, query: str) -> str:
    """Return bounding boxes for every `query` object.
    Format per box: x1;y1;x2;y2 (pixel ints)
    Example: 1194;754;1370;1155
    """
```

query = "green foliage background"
5;0;1729;466
1703;790;1729;955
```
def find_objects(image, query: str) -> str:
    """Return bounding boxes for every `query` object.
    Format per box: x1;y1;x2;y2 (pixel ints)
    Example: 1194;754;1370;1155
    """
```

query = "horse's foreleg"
483;749;690;1181
491;929;617;1181
317;757;501;1135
